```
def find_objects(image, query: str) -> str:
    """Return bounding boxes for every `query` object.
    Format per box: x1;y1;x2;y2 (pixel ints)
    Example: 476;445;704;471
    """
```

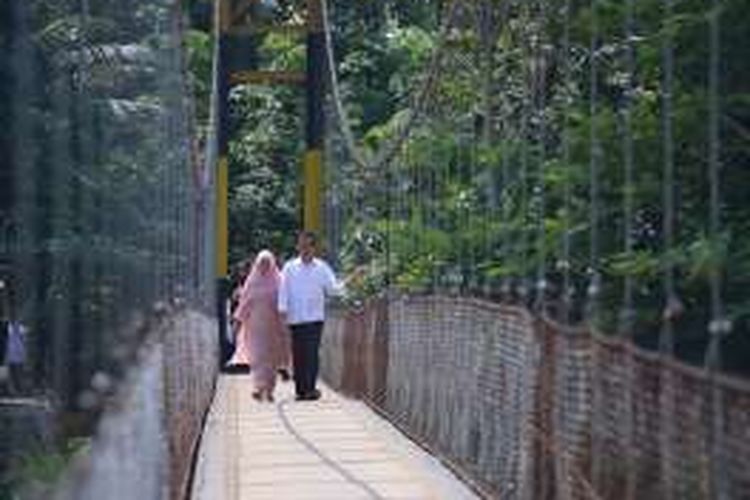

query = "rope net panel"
323;299;750;499
322;297;539;499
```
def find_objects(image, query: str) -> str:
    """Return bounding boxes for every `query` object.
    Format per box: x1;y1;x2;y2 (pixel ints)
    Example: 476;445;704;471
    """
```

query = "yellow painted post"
215;0;233;367
302;0;326;233
215;0;231;279
303;150;322;233
215;156;229;277
305;0;324;233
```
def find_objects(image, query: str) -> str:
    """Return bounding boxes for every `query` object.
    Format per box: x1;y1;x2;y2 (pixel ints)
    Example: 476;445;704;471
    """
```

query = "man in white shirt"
278;231;343;401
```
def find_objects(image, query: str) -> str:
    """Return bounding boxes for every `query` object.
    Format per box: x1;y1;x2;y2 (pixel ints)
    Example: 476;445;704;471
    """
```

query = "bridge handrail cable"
320;0;461;171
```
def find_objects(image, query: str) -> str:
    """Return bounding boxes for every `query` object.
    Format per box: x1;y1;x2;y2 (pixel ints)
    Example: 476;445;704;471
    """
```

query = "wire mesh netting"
1;0;216;495
319;0;750;498
322;297;750;499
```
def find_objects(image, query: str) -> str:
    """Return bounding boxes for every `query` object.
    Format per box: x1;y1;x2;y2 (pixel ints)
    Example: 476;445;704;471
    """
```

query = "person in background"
233;250;284;401
276;326;292;382
226;258;253;370
3;302;27;396
278;231;361;401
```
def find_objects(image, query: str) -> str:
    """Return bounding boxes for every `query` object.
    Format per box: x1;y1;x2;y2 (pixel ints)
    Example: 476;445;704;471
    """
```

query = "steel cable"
320;0;461;172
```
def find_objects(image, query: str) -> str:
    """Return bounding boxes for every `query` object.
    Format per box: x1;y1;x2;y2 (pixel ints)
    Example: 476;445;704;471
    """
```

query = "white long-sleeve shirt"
277;257;343;325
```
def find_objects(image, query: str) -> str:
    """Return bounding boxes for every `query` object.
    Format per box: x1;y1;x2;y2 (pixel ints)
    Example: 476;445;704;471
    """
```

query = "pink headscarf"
233;249;280;323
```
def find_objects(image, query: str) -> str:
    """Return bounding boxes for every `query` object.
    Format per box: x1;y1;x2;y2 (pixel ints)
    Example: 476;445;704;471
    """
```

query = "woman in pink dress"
227;259;253;367
232;250;284;401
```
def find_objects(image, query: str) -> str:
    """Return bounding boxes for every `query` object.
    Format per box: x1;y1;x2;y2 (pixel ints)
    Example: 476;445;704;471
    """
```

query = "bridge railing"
322;295;750;500
52;309;217;500
0;0;217;496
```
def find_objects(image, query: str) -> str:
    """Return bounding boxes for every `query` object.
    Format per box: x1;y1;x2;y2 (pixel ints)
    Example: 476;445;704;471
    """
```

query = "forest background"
186;0;750;376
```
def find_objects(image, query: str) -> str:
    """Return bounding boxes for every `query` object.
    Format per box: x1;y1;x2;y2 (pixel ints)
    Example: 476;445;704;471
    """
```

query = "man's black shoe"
295;389;321;401
223;363;250;375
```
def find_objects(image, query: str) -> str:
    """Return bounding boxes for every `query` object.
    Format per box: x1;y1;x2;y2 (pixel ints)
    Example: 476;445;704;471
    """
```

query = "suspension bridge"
1;0;749;499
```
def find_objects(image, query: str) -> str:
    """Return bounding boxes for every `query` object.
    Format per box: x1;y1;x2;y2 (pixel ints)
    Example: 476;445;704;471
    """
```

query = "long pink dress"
228;318;252;365
232;251;284;393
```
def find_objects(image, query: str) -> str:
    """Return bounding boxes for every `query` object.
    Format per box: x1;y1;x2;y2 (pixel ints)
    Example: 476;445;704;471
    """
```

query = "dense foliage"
187;0;749;374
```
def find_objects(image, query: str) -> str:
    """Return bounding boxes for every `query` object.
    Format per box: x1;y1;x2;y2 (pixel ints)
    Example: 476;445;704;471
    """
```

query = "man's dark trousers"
290;321;324;396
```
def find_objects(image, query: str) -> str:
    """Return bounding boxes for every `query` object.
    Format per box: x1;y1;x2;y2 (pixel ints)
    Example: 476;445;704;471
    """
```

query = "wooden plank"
226;24;307;36
230;70;306;86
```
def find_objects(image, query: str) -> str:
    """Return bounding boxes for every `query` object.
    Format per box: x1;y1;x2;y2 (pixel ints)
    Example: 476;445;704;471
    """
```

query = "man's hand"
343;265;367;285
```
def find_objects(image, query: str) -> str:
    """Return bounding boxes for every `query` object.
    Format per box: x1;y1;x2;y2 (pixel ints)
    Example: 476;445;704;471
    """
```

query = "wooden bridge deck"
190;375;479;500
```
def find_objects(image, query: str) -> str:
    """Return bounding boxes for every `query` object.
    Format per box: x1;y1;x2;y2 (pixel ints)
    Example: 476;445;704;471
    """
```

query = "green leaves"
684;233;730;282
210;0;750;368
